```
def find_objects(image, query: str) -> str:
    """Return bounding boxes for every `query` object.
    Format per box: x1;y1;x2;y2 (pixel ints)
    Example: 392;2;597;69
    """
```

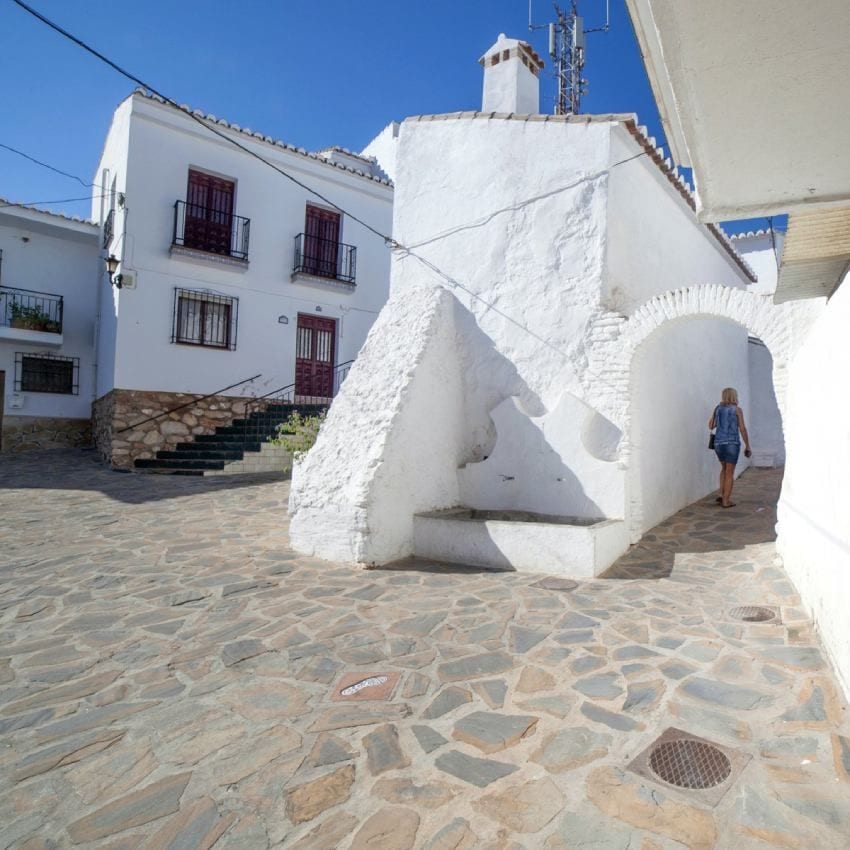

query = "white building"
289;35;793;576
91;90;393;468
0;203;99;453
624;0;850;697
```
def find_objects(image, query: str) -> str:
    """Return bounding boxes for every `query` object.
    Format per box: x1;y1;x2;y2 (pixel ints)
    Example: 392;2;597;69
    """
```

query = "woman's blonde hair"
721;387;739;405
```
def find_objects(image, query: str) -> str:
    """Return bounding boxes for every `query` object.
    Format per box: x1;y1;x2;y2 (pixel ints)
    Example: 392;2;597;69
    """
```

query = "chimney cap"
478;33;544;70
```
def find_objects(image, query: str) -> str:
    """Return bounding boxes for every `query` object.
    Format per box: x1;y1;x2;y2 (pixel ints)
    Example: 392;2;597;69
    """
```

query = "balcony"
0;286;64;346
171;200;250;267
292;233;357;287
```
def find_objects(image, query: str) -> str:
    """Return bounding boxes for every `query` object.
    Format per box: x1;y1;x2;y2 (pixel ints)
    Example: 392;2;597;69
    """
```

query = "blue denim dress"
714;403;740;463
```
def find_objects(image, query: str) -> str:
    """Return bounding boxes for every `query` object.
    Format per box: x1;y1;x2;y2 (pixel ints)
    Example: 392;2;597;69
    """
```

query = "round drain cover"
729;605;776;622
649;738;731;789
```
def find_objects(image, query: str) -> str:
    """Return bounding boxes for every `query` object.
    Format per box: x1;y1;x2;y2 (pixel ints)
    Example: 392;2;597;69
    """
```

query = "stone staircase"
133;403;327;476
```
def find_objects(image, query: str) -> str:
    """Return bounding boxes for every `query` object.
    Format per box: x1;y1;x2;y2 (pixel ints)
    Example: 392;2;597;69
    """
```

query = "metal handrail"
1;285;64;334
240;360;354;440
293;233;356;284
118;373;262;433
172;200;250;261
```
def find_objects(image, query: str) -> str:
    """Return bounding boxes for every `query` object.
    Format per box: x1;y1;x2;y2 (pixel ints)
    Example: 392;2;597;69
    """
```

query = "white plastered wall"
630;316;750;533
777;274;850;699
748;338;785;466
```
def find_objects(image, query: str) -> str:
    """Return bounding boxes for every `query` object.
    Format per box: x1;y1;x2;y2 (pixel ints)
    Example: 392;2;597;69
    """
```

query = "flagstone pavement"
1;449;849;850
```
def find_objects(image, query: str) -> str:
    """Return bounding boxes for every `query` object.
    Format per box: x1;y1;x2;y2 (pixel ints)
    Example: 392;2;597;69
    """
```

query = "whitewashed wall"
631;316;750;532
291;113;762;564
605;125;750;313
747;338;785;465
777;274;850;699
0;209;99;420
361;122;400;183
94;93;392;399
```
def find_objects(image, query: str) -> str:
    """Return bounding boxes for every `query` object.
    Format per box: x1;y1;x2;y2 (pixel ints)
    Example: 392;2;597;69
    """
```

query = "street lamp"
105;254;123;288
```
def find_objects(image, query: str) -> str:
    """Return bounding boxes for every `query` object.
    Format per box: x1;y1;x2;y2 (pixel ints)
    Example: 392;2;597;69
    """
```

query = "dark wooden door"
185;170;234;255
304;205;340;278
295;314;336;399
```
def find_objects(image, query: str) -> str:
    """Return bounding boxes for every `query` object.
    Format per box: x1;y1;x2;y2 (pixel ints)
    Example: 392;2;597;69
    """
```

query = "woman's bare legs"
721;462;737;507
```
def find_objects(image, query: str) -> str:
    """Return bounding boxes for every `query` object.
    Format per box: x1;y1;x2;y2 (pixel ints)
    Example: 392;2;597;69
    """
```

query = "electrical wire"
10;0;396;247
11;0;649;396
0;142;99;189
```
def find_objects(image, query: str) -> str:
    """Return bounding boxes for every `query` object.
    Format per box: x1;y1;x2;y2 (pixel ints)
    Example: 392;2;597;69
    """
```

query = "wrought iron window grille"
15;351;79;395
171;288;238;351
103;208;115;249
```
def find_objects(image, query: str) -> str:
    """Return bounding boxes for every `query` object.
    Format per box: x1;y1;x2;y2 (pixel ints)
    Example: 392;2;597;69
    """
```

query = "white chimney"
479;33;544;114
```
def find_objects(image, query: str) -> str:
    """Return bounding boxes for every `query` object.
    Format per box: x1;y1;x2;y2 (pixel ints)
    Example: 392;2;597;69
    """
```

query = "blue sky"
1;0;772;233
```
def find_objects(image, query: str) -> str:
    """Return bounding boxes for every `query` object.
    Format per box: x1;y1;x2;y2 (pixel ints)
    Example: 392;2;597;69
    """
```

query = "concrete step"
135;458;226;471
156;449;245;461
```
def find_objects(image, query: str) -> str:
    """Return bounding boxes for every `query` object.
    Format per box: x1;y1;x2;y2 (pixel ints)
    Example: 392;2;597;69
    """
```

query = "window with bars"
15;352;79;394
171;289;238;350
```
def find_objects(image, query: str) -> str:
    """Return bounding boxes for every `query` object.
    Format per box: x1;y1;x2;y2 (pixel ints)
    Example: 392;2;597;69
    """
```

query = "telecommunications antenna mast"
529;1;610;115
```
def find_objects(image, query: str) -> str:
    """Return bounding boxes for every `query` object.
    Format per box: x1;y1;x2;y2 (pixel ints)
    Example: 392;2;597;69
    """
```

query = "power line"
12;0;647;398
10;0;396;247
0;142;98;189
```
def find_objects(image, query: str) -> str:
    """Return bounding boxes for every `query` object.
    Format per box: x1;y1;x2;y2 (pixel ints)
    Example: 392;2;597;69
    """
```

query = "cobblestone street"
1;450;849;849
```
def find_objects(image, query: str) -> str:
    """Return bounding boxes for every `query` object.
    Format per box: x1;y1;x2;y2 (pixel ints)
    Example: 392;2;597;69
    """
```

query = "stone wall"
1;416;92;454
93;389;251;469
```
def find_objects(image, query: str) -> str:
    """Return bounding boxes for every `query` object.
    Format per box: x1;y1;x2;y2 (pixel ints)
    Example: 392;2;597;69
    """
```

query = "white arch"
582;284;820;539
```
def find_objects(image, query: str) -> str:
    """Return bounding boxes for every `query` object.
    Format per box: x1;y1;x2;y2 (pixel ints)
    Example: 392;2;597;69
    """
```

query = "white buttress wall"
290;284;467;563
777;275;850;699
631;317;750;532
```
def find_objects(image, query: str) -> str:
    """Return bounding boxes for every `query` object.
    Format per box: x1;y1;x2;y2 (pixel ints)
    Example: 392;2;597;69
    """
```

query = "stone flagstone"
434;750;518;787
452;711;539;754
363;723;410;775
66;772;192;844
285;765;355;824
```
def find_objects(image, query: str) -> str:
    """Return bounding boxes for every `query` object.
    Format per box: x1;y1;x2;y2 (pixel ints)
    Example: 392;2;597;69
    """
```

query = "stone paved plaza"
1;450;849;849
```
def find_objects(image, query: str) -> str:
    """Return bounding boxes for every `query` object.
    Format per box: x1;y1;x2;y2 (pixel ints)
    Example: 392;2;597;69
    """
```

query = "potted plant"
9;302;53;331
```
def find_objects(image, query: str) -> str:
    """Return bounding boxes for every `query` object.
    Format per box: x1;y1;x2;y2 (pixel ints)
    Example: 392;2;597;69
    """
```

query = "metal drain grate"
729;605;777;622
627;727;750;807
649;738;731;789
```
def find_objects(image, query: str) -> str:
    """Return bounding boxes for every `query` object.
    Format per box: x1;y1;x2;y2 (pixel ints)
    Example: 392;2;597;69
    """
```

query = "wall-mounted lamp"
278;315;289;325
315;305;323;312
105;254;123;288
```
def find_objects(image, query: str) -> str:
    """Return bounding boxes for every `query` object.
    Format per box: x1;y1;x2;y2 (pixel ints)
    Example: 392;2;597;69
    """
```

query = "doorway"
295;314;336;400
0;370;4;451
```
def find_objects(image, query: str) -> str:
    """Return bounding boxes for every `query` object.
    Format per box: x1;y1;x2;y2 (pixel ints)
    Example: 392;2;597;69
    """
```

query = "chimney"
479;33;544;114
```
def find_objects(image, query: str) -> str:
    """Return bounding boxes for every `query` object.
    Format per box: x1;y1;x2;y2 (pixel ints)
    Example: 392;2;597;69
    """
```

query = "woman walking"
709;387;752;508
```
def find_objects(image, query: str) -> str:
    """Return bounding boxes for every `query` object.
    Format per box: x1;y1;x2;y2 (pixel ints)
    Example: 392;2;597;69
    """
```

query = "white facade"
0;204;100;446
93;91;393;403
290;103;758;567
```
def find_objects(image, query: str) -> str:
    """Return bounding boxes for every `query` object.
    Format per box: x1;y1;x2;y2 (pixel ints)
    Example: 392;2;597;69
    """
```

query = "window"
15;352;79;394
171;289;238;350
184;170;236;256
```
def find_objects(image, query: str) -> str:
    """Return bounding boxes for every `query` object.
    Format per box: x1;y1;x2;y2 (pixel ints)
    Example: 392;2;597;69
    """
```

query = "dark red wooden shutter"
304;205;340;277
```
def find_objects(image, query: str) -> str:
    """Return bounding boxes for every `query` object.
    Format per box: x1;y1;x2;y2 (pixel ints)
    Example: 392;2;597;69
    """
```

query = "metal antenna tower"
529;1;610;115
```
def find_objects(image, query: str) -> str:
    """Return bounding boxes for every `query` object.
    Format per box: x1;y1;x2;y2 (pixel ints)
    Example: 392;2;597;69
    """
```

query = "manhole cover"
729;605;777;623
627;727;750;806
649;738;731;789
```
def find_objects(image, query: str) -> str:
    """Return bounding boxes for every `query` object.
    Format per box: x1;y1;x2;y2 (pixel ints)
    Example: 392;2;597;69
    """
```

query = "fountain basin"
413;507;629;578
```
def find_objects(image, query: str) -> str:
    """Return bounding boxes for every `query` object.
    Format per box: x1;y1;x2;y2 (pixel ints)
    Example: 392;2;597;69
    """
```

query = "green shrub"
271;411;326;459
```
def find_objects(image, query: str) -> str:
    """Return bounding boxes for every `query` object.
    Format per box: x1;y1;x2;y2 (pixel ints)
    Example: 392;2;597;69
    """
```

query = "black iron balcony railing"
293;233;356;285
103;208;115;248
172;200;250;261
0;286;63;334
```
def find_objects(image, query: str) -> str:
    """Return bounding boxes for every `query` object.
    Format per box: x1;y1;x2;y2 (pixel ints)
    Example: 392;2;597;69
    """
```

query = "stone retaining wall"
1;416;92;454
93;389;251;469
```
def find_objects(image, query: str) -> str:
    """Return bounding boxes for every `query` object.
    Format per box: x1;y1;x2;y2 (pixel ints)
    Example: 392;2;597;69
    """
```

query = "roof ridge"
0;197;97;226
133;89;393;188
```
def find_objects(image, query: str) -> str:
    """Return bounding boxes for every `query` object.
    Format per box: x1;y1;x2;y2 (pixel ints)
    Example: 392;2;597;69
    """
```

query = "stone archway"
582;283;819;539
